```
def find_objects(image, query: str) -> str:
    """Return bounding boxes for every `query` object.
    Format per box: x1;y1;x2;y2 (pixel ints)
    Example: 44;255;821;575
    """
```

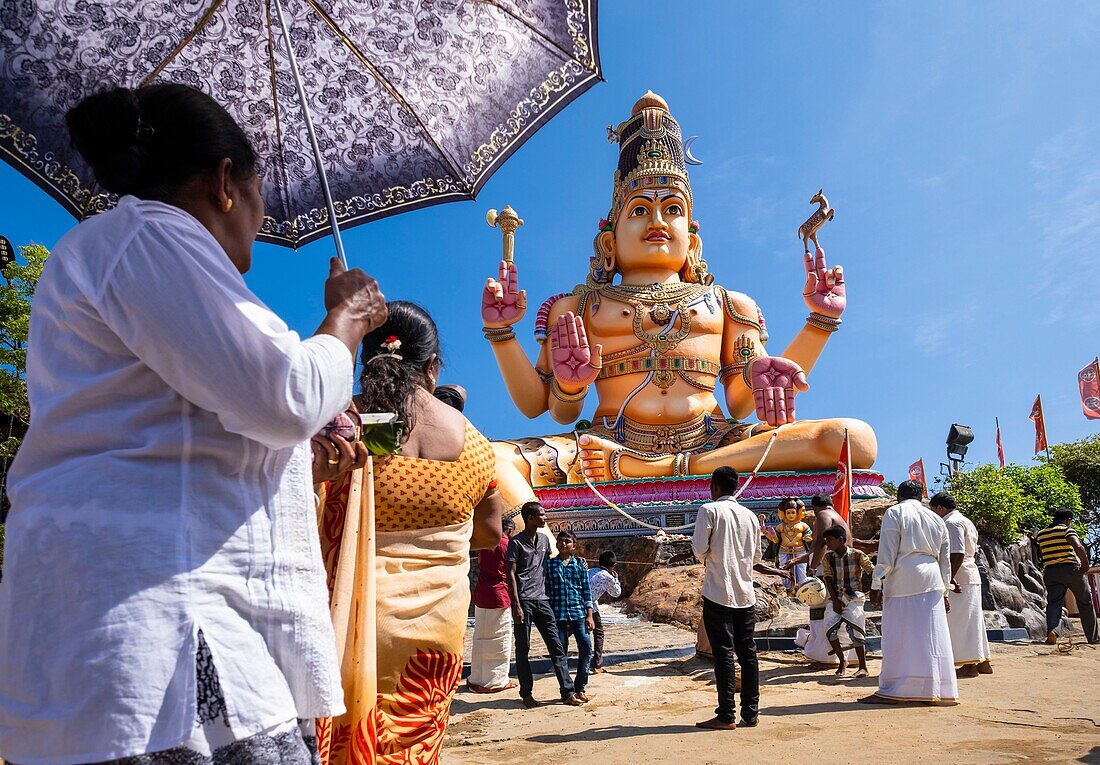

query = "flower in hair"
381;335;402;352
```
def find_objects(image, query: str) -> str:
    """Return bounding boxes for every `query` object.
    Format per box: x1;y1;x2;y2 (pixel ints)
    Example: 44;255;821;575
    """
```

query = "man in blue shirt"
548;529;595;702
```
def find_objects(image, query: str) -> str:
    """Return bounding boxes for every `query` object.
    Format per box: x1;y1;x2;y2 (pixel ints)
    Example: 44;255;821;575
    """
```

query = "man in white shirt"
861;480;958;705
932;491;992;678
692;467;786;730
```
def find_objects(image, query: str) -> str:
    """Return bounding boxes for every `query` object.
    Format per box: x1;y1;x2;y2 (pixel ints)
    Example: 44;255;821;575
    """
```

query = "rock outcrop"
978;537;1071;638
625;564;787;631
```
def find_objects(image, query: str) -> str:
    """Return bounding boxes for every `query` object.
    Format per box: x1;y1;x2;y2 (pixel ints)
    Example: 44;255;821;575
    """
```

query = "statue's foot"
577;433;621;480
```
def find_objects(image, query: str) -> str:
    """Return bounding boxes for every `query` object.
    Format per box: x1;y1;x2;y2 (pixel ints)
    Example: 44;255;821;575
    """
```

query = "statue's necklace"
598;282;708;354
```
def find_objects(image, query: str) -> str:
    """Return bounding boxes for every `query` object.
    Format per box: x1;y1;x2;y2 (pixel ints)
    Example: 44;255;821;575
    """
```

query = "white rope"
577;424;785;533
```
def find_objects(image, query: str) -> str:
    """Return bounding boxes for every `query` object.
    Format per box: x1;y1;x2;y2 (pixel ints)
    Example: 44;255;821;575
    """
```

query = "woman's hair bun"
66;87;149;196
65;83;256;202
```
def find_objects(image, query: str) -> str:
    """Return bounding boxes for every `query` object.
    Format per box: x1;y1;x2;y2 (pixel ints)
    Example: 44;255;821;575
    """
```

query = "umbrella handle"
272;0;348;268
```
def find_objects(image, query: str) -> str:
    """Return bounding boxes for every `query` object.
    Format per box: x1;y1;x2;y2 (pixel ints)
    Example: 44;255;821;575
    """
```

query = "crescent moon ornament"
683;136;703;166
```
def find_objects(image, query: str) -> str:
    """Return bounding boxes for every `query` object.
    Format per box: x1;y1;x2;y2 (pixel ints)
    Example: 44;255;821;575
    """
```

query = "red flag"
832;429;852;522
1029;395;1048;454
995;418;1005;468
1079;358;1100;420
908;458;928;498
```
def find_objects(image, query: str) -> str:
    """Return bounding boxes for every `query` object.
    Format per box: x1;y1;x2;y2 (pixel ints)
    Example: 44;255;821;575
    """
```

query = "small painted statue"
760;497;813;594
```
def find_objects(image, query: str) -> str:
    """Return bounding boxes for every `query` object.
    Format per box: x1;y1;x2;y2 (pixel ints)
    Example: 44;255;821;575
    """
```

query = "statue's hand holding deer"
550;312;602;393
746;356;810;426
802;247;845;319
482;260;527;327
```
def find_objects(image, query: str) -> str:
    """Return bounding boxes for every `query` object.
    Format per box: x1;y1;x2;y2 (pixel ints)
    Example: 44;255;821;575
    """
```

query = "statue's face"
779;505;802;524
611;188;692;274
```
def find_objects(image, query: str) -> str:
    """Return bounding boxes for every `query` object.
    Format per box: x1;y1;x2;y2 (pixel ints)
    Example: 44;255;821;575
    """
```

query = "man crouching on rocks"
692;467;787;730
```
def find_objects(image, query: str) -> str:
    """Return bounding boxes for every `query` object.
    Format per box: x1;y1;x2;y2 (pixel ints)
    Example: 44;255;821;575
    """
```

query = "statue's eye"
630;205;648;216
665;204;683;216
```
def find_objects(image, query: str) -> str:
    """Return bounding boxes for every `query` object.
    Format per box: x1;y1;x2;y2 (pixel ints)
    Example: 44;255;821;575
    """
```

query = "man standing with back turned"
861;480;957;705
692;467;786;730
1035;507;1098;645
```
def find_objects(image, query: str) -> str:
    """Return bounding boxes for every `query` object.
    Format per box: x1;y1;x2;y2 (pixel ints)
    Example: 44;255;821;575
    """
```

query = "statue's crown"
607;92;692;224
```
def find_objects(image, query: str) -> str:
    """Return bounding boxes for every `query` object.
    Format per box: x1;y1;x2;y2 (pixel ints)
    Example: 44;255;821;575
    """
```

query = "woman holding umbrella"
0;83;386;764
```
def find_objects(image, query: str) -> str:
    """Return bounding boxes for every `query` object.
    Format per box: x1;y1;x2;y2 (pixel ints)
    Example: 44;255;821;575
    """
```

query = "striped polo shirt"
1034;524;1080;568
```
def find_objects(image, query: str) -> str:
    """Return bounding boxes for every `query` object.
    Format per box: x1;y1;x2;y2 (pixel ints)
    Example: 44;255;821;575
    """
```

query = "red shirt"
473;535;511;609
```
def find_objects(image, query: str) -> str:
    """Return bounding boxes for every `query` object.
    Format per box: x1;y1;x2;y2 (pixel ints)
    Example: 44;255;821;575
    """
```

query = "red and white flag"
1029;395;1048;454
995;417;1005;468
832;429;852;522
908;458;928;498
1079;358;1100;421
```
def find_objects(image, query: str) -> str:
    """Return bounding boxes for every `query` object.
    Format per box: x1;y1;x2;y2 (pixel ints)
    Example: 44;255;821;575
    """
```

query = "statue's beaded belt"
597;356;720;381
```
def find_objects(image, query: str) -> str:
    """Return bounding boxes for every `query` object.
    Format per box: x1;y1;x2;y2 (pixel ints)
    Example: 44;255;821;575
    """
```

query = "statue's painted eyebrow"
628;190;682;204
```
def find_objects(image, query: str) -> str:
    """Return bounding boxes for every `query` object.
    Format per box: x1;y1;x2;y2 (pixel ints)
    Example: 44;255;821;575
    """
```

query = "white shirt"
691;496;760;609
588;567;622;612
871;499;952;598
943;510;981;587
0;198;350;764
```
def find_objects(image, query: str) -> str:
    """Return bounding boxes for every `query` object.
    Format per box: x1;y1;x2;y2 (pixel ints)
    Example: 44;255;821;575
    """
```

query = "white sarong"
469;606;513;689
803;608;858;664
947;584;991;666
824;596;867;647
878;590;958;702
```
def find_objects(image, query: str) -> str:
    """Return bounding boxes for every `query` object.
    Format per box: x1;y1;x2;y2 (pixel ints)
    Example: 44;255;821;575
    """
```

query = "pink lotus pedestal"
536;470;886;538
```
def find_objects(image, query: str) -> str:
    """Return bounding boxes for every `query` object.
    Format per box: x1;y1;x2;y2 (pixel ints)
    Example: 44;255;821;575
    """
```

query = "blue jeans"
557;619;592;694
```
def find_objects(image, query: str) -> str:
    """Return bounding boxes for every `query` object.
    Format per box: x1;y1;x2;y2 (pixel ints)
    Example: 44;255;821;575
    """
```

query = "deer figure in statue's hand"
797;189;835;253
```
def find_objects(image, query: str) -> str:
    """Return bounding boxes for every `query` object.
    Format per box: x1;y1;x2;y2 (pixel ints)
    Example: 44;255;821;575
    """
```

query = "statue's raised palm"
803;247;845;318
551;312;602;389
482;260;527;327
747;356;810;426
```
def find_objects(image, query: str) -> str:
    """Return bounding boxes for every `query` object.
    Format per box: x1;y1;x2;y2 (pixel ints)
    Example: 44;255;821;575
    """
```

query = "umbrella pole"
272;0;348;268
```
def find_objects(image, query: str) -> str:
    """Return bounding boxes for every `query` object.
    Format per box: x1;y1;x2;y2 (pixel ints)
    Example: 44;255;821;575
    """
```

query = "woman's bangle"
551;379;588;403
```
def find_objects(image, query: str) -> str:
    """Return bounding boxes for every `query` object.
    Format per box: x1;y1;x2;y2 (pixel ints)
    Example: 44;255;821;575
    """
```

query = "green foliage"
0;243;46;460
1;244;47;579
946;461;1086;547
1003;463;1084;533
1043;435;1100;557
879;480;897;498
946;465;1039;544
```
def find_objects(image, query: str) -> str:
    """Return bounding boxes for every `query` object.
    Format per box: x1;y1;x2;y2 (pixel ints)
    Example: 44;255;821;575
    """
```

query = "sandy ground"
446;628;1100;765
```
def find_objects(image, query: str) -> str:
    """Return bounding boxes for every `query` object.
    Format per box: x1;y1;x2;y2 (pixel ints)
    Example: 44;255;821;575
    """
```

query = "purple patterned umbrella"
0;0;601;253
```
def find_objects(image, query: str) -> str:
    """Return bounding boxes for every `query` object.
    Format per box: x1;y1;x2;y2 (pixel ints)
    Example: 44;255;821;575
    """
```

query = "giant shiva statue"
480;92;876;510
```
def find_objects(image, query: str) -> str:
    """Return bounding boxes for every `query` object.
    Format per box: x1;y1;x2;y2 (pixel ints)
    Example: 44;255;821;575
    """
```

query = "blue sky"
1;1;1097;486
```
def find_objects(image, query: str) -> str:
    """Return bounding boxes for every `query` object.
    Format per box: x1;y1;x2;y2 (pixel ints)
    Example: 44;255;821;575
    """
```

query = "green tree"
946;465;1039;544
0;244;46;460
946;461;1086;550
1043;435;1100;558
1;244;47;576
1003;463;1084;533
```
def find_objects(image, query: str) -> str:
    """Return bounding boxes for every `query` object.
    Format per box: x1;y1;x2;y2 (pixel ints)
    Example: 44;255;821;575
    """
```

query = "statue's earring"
223;198;233;213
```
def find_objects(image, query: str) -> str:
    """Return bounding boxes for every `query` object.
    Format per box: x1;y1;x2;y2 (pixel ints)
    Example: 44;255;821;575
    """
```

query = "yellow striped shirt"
1034;524;1080;568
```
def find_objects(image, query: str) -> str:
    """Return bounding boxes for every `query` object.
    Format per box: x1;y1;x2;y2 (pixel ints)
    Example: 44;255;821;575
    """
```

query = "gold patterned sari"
316;422;496;764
